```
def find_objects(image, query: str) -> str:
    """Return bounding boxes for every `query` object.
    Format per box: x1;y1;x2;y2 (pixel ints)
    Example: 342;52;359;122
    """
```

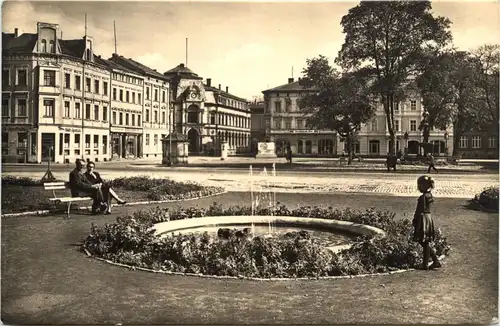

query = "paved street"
3;164;497;199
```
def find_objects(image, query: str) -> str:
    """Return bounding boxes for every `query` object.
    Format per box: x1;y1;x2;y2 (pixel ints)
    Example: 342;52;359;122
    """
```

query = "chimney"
206;78;211;87
218;84;221;90
180;63;185;68
14;28;18;38
226;86;229;93
288;77;294;83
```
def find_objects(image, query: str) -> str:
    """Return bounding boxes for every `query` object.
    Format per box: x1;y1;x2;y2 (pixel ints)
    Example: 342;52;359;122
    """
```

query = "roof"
204;85;248;103
110;54;168;80
262;80;311;94
164;63;200;79
2;33;37;53
249;102;265;111
100;58;139;75
59;39;85;58
162;132;188;142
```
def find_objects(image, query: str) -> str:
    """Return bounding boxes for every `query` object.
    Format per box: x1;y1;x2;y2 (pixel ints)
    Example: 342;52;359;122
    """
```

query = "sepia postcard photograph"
1;0;498;324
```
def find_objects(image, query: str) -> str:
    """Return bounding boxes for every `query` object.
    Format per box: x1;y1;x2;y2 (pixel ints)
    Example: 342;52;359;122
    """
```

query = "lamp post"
404;131;409;156
444;131;449;157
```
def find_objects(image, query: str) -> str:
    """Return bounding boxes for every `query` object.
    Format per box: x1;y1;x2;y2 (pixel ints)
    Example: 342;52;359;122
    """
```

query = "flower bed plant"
1;176;224;214
469;186;499;212
83;203;451;278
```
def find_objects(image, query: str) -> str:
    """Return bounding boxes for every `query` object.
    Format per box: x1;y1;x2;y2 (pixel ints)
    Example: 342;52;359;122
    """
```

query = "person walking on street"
427;153;438;173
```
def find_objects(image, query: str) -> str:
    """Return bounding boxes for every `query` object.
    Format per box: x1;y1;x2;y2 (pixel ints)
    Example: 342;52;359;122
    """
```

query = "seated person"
69;159;107;214
84;161;126;214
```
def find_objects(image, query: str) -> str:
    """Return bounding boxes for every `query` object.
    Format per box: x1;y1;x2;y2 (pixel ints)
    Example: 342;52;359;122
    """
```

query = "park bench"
43;182;92;218
339;157;347;164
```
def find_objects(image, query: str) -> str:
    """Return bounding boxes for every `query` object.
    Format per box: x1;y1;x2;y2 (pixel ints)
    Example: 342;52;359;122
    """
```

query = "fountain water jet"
249;163;277;237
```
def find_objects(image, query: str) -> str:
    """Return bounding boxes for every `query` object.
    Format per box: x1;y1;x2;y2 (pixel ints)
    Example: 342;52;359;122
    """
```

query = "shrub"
83;204;452;278
1;176;66;187
470;186;499;212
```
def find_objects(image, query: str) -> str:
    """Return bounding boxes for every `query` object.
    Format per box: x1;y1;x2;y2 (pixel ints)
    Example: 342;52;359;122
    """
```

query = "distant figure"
412;175;441;270
84;161;127;215
386;153;397;172
427;154;438;173
286;145;292;164
69;159;106;215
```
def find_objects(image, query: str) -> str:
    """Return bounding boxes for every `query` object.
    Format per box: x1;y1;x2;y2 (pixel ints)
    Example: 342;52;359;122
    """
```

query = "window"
102;106;108;122
119;89;123;101
146;134;150;146
162;91;166;102
285;119;292;130
138;93;142;104
113;88;117;100
410;120;417;131
459;136;468;148
371;119;378;132
2;70;9;86
472;136;481;148
369;140;380;154
488;135;497;148
112;112;117;125
75;75;81;90
75;103;81;119
210;113;216;124
85;104;91;120
296;119;303;129
274;101;281;112
146;87;150;100
65;73;71;88
85;135;91;148
103;82;108;96
94;80;99;94
64;101;70;117
41;39;47;52
17;99;27;116
43;70;56;86
75;134;80;147
154;134;158;146
137;115;141;126
145;109;150;122
85;78;91;92
102;135;108;154
64;134;70;149
154;111;158;123
132;114;136;126
395;120;400;131
17;70;27;86
93;135;99;148
49;40;55;53
43;99;55;117
394;101;399;112
274;119;281;129
94;105;99;121
125;113;129;126
154;89;158;101
119;112;123;125
2;97;9;116
126;91;129;103
410;100;417;111
162;111;166;124
132;92;136;103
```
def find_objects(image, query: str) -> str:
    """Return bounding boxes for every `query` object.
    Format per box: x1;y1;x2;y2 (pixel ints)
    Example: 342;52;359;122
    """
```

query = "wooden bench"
339;157;347;164
44;182;92;218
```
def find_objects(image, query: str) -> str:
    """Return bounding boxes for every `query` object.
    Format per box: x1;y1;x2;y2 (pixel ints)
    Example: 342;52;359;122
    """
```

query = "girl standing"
412;175;442;270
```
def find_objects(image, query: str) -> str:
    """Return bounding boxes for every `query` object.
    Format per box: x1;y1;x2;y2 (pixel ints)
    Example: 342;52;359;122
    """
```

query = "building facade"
261;77;455;157
455;125;498;158
165;64;251;155
3;22;111;164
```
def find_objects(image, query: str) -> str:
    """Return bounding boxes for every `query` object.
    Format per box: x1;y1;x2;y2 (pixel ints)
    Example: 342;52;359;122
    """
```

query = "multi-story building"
165;63;251;155
103;58;145;159
261;77;454;157
455;124;498;158
2;22;111;163
249;100;266;152
109;55;170;158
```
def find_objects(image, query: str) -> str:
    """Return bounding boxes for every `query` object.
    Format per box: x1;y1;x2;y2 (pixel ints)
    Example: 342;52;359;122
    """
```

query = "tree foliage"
298;55;376;164
336;0;452;154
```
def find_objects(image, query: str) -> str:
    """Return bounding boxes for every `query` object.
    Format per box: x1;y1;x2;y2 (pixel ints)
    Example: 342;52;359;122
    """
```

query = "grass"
1;192;498;324
1;185;150;214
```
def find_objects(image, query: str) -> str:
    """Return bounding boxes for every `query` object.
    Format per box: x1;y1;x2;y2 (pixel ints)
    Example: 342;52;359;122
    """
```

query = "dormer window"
41;40;47;52
49;40;55;53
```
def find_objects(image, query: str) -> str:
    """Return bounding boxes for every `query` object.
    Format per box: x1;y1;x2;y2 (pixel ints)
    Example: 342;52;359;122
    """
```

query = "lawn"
1;192;497;324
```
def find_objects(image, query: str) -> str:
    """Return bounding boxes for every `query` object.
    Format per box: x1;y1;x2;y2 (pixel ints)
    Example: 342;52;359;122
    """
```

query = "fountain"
249;163;277;236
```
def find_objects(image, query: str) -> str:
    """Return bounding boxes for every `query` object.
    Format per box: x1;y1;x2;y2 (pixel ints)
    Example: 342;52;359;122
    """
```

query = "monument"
255;141;277;158
161;132;189;165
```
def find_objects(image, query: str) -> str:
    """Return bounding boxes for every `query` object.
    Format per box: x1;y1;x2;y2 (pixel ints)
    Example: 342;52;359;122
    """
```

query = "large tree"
336;0;452;155
298;55;376;164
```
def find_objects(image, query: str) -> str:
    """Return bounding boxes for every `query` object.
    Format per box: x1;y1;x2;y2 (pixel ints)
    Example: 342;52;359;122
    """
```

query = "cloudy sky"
2;1;499;100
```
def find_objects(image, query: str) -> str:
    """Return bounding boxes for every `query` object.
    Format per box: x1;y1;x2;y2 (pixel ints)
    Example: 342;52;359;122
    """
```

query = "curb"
84;248;447;281
1;190;228;218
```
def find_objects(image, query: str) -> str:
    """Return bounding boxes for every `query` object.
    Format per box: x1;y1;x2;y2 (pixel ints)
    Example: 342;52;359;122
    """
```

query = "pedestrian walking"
427;153;438;173
286;145;292;164
412;175;442;270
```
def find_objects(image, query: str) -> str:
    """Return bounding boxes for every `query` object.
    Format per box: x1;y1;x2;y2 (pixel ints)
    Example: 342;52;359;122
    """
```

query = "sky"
2;0;499;100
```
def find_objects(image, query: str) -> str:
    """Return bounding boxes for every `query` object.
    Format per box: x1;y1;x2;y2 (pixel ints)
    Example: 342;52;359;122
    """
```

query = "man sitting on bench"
69;159;107;214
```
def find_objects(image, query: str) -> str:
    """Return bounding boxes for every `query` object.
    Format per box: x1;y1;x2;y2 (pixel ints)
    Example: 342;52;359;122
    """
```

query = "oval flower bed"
83;203;451;278
469;185;499;213
1;175;224;214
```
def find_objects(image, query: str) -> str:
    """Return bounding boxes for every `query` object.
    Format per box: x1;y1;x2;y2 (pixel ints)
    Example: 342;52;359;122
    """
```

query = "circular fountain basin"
154;216;386;253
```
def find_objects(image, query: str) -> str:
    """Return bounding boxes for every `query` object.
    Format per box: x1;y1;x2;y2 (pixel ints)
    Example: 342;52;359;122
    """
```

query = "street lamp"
444;131;449;157
403;131;409;155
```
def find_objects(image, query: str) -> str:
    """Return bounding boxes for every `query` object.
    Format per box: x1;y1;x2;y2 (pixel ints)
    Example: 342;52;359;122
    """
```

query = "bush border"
1;189;227;218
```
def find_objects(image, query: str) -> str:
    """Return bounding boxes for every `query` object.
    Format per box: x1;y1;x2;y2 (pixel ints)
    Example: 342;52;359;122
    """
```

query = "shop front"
111;126;142;159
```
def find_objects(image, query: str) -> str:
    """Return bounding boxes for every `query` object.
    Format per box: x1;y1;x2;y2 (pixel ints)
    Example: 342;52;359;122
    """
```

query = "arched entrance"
187;128;200;153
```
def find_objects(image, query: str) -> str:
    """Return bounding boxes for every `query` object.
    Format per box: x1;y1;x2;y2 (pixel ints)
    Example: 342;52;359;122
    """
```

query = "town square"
1;1;499;324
